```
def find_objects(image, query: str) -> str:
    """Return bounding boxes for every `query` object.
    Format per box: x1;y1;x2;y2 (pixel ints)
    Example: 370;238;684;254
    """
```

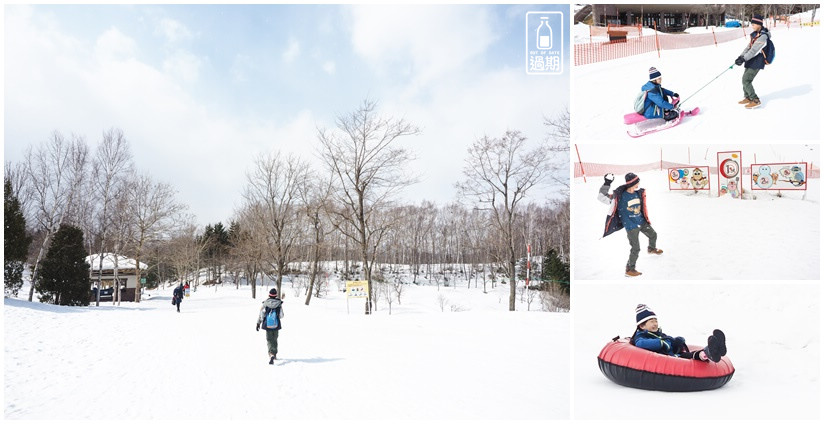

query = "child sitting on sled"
632;304;727;362
640;67;680;121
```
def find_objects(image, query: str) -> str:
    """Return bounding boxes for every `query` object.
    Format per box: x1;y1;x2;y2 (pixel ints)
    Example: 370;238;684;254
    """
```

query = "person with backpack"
735;14;772;109
256;288;284;364
637;67;680;121
598;172;663;277
172;283;184;313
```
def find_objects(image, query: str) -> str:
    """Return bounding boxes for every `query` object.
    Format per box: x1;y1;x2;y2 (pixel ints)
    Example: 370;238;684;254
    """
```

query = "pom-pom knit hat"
269;288;278;298
636;304;657;326
649;66;662;81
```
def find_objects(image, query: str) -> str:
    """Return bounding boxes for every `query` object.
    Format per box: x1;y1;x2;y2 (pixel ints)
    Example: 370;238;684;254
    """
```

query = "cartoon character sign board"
668;167;710;191
751;163;808;191
717;151;742;198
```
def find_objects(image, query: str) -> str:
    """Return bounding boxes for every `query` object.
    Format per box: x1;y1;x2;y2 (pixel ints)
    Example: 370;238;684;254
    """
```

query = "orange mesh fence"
575;161;820;179
575;25;809;66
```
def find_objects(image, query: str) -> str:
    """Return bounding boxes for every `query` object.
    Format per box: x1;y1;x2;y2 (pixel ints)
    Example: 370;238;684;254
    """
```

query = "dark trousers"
742;67;761;101
266;329;279;357
626;224;658;270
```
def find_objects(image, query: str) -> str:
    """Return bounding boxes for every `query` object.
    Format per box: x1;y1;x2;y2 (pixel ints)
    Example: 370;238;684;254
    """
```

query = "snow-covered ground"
572;25;821;141
4;277;568;420
572;143;820;280
572;282;821;420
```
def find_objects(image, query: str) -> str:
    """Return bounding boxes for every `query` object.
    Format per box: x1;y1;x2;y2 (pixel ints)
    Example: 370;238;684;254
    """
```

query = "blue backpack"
264;306;280;329
762;35;775;65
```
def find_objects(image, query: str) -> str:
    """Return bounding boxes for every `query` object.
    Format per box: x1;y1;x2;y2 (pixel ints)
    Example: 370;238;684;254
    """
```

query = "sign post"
345;280;369;315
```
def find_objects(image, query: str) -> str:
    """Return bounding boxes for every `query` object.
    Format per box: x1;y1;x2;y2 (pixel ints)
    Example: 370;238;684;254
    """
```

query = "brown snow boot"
647;247;663;255
745;99;762;109
738;98;751;104
625;268;642;277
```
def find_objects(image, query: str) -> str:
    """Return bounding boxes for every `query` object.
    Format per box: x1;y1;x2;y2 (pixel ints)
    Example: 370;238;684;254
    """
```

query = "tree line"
5;99;570;312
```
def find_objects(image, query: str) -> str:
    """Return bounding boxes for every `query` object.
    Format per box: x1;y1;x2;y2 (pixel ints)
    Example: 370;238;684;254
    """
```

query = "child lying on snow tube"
597;304;734;392
633;304;726;362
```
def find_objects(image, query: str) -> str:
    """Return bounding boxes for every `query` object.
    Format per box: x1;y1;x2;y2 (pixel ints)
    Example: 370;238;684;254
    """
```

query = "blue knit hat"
625;172;640;187
636;304;657;326
649;66;662;81
752;14;764;25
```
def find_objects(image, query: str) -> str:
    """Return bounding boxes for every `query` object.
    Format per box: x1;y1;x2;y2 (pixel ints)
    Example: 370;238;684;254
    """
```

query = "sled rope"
677;64;734;110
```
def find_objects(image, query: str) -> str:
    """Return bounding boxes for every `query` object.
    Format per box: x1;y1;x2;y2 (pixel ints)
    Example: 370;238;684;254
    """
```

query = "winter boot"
625;268;642;277
705;335;723;363
647;247;663;255
713;329;727;356
738;98;751;104
269;355;276;365
745;99;762;109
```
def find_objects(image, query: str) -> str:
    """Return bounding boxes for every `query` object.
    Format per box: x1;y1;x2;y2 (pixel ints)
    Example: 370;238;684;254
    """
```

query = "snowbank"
4;280;569;420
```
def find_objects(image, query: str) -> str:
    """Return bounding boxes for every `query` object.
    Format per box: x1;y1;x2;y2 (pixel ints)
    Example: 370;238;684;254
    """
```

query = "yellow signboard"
345;280;369;298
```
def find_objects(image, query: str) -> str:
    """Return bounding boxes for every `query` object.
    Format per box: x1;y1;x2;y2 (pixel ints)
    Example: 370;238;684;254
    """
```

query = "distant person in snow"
640;67;680;121
172;283;184;313
735;14;771;109
598;172;663;277
256;288;284;364
632;304;727;362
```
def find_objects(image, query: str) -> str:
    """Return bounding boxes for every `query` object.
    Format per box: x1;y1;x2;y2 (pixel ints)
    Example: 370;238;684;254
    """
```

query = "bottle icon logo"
537;17;552;50
526;11;564;75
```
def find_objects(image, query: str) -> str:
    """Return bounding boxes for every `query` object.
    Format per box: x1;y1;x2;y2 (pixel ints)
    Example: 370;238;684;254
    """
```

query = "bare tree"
91;128;134;306
126;174;183;302
317;99;420;314
232;205;267;299
243;152;310;296
301;174;333;305
457;130;553;311
24;131;89;302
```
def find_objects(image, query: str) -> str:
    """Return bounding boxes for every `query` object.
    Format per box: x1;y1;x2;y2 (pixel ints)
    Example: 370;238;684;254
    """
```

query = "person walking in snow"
640;67;680;121
632;304;727;363
256;288;284;364
735;14;771;109
598;172;663;277
172;283;184;313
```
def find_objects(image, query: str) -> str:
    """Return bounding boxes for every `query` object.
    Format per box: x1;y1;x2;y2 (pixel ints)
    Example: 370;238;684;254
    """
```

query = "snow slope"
4;280;568;420
572;282;820;420
572;156;820;280
572;26;821;141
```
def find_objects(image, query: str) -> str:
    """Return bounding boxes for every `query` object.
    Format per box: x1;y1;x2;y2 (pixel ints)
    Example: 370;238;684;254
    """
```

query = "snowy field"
4;278;569;420
572;144;820;280
572;282;821;420
572;25;821;141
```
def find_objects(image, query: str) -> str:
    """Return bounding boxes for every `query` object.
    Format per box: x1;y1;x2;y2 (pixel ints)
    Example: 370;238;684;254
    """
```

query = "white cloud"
282;38;300;63
95;27;138;61
322;61;336;75
163;49;202;84
348;5;499;88
156;17;193;43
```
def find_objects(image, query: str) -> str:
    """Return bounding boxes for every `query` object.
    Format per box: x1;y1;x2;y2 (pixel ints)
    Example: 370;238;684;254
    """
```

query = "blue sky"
4;4;570;226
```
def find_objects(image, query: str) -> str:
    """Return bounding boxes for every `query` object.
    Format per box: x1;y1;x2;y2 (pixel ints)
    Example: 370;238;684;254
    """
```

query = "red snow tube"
598;338;734;392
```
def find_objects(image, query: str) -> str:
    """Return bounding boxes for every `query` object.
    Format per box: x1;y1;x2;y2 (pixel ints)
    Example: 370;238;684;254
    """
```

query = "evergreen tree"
541;248;569;293
35;224;91;306
4;178;32;297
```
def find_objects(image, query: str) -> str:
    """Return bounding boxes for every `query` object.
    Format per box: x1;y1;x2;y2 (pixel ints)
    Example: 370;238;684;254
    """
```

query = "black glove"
671;336;687;354
603;173;614;185
734;56;745;66
672;92;679;98
256;323;260;331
